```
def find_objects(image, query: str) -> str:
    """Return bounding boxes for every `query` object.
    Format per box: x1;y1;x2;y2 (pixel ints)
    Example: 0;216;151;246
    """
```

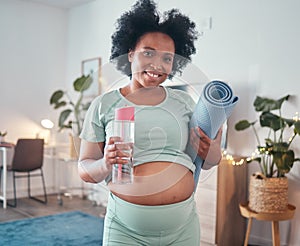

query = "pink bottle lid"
115;106;135;121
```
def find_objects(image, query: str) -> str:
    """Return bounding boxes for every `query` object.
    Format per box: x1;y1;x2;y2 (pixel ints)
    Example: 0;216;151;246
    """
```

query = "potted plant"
235;95;300;213
50;75;93;158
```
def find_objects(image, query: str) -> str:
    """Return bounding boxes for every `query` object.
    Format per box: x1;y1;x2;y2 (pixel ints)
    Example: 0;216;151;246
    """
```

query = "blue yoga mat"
187;80;239;190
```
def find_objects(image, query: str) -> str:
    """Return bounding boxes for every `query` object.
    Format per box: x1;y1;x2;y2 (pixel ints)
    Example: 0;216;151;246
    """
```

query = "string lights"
222;150;245;166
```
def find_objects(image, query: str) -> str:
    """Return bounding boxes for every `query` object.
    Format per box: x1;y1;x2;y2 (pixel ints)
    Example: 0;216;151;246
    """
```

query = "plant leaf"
58;109;72;128
50;90;64;105
272;142;289;152
54;101;67;109
294;121;300;135
273;149;294;175
234;120;255;131
260;112;285;131
73;75;93;92
283;118;295;127
254;95;289;112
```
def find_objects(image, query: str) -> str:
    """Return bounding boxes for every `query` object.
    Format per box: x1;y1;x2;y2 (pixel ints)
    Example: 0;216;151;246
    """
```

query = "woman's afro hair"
110;0;199;79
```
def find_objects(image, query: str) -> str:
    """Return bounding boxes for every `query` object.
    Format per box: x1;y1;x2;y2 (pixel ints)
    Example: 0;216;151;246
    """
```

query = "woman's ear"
128;50;133;62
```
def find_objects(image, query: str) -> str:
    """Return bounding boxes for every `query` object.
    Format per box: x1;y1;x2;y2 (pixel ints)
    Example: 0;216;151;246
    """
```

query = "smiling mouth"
144;71;162;78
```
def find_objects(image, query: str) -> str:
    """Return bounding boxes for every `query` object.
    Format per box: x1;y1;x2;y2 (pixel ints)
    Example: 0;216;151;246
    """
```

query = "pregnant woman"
78;0;222;245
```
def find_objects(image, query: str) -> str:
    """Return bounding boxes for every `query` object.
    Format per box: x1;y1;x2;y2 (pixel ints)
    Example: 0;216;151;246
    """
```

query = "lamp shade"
41;119;54;129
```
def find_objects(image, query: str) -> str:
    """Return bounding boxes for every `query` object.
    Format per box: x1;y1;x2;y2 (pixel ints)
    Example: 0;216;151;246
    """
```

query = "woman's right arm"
78;137;128;183
78;140;111;183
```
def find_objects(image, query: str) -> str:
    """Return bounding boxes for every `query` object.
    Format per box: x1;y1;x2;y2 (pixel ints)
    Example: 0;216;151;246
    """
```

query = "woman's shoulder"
165;86;195;108
90;89;119;105
88;89;121;112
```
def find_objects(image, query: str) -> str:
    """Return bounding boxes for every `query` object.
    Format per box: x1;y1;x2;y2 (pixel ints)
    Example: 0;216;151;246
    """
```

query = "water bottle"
112;106;135;184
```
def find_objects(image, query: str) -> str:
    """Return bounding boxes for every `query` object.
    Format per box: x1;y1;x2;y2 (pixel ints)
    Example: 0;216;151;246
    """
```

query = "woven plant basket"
249;173;288;213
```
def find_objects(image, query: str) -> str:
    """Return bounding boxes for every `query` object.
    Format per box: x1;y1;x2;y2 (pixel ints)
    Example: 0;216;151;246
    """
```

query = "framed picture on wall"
81;57;101;99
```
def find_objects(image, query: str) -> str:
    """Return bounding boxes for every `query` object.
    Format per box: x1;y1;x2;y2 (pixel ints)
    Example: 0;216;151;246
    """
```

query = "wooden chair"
1;138;47;207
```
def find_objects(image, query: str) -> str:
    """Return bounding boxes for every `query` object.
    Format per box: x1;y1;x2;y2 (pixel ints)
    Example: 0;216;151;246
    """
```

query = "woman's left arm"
189;126;223;169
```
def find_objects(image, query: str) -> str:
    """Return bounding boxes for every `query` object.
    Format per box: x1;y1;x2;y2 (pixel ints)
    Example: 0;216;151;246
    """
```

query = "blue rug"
0;211;103;246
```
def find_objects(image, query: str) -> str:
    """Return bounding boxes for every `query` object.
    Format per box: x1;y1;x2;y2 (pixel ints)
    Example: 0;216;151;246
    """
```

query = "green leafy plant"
235;95;300;177
50;75;93;136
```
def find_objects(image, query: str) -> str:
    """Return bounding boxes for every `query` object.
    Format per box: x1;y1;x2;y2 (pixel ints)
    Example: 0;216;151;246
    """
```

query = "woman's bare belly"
108;161;194;205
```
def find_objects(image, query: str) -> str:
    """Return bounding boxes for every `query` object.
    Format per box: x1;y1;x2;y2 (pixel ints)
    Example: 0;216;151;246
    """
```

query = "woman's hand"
78;136;127;183
189;127;223;169
104;136;130;167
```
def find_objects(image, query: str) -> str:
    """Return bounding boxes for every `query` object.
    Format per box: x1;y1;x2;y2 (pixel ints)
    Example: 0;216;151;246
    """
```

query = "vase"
69;134;81;159
249;173;288;213
0;136;5;143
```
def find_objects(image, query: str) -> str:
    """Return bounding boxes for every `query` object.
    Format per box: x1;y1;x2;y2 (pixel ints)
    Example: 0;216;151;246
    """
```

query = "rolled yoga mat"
187;80;239;190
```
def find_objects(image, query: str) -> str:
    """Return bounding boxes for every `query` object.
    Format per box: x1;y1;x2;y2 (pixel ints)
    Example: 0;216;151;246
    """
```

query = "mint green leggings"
103;193;200;246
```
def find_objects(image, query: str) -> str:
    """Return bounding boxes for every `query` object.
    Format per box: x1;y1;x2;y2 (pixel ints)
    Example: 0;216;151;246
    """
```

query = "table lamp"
40;119;54;145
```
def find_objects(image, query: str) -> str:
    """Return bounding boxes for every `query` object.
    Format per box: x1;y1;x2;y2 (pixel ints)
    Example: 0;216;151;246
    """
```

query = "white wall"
1;0;300;244
0;0;68;142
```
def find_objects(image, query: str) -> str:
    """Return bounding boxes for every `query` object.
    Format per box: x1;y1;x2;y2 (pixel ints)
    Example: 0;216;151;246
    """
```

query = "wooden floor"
0;193;106;223
1;194;260;246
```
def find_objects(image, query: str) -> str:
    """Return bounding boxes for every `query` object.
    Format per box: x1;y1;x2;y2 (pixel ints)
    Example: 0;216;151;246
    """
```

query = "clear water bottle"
112;106;135;184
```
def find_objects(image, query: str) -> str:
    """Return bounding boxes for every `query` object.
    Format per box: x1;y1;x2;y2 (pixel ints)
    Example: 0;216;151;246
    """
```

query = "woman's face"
128;32;175;89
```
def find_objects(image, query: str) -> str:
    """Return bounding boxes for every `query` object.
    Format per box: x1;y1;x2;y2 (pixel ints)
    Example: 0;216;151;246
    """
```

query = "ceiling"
20;0;96;9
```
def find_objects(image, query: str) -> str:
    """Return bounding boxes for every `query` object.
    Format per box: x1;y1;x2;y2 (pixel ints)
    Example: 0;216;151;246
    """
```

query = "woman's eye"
163;56;173;64
143;50;154;57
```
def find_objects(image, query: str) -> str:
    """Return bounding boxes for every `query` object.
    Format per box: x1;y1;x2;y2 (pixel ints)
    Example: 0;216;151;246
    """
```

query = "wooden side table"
239;202;296;246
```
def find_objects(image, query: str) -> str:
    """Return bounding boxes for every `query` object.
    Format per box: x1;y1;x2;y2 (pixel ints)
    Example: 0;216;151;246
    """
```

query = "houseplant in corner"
50;75;93;158
235;95;300;213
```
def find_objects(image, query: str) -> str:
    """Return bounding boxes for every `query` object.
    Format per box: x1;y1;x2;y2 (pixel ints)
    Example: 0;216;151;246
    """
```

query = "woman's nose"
149;63;162;71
